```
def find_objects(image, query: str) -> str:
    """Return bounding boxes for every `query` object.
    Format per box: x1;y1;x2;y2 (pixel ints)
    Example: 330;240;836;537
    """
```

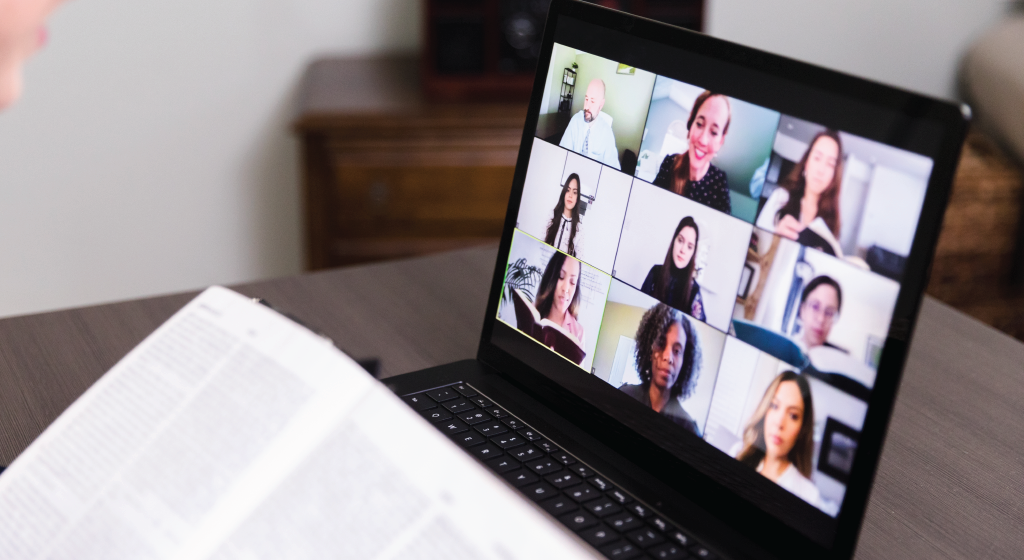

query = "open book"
511;288;586;364
0;287;596;559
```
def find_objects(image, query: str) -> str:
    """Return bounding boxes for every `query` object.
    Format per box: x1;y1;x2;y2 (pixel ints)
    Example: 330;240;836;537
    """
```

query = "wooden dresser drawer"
296;56;527;269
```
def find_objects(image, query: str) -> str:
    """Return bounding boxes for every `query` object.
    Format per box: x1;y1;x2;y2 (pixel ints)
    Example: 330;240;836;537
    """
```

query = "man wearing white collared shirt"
559;79;621;170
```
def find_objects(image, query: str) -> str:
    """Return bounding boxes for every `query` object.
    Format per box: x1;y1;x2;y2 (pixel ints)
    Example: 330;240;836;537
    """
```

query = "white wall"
0;0;1009;319
0;0;420;317
706;0;1012;99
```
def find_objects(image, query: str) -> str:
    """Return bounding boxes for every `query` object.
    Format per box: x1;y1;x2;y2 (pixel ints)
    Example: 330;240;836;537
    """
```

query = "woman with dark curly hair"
619;303;703;435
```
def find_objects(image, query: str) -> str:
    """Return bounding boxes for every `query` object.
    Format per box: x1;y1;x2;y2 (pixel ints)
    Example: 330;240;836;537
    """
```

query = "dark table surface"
0;245;1020;559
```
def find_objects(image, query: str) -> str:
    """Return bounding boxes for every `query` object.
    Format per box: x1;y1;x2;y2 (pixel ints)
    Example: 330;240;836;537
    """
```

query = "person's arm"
717;170;732;214
755;189;787;232
690;283;706;322
603;128;621;170
559;113;577;150
572;220;584;258
640;266;658;295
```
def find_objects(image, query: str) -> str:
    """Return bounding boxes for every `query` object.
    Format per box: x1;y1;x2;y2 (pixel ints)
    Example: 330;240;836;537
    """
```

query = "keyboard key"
649;516;670;532
608;489;634;505
626;527;665;548
510;445;543;461
469;396;494;408
455;432;486;447
552;452;577;466
588;476;613;491
444;400;475;414
419;408;452;423
540;496;579;516
667;530;691;547
649;542;687;559
426;387;459;402
402;394;436;411
607;512;644;532
485;406;509;419
471;444;502;460
503;469;539;487
458;410;492;425
534;440;560;454
601;541;643;560
584;498;621;517
522;481;558;501
558;510;599;531
490;434;525;449
518;428;542;441
439;419;469;436
485;456;519;474
689;544;716;559
566;486;600;502
525;458;563;475
545;472;583;489
503;418;525;430
452;383;478;398
568;464;595;478
475;422;508;437
627;503;652;518
580;524;620;547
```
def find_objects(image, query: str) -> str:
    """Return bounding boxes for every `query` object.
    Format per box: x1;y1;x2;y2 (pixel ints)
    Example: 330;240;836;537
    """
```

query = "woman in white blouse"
543;173;584;257
736;371;823;508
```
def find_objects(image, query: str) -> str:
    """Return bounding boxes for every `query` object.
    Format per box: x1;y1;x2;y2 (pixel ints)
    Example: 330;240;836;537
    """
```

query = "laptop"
385;1;969;558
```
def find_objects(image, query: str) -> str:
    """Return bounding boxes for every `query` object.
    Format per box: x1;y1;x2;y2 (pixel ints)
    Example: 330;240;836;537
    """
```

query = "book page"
0;287;596;559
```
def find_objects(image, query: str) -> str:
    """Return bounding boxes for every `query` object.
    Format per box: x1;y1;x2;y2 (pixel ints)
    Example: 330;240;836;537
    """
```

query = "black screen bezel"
476;2;969;558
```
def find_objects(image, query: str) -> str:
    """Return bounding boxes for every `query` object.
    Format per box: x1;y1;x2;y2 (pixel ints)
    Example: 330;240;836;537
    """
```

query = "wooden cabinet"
294;56;527;269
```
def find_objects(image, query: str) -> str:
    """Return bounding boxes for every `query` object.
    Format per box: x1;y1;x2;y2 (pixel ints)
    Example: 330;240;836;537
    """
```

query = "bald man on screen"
559;78;621;169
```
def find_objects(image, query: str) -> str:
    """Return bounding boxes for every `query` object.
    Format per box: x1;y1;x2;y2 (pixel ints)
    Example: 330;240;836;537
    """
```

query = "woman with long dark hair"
757;130;844;243
735;371;822;507
544;173;584;257
652;91;732;214
533;251;585;344
618;304;703;436
640;217;706;321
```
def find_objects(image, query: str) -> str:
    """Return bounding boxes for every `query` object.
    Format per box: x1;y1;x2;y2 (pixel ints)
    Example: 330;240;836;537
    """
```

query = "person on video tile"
653;91;731;214
559;79;621;170
756;130;844;246
619;304;703;436
736;371;822;507
797;275;846;353
544;173;585;257
534;252;586;345
640;216;706;321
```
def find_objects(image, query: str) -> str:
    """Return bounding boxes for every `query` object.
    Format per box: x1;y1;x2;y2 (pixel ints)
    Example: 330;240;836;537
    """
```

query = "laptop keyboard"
402;382;719;560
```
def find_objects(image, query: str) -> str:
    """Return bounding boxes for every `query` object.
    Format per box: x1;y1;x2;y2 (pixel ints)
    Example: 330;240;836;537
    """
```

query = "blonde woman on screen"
0;0;64;110
736;371;822;507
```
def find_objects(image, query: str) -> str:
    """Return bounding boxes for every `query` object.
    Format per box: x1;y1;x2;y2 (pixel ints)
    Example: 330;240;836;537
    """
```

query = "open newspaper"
0;287;597;559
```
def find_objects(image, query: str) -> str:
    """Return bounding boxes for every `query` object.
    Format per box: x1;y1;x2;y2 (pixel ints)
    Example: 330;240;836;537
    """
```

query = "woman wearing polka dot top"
652;91;732;215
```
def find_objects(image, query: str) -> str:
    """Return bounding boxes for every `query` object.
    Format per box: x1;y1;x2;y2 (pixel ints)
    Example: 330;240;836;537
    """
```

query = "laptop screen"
488;8;960;550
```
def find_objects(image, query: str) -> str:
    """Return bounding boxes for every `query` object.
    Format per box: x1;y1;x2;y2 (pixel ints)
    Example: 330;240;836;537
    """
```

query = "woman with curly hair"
619;303;703;435
735;371;822;507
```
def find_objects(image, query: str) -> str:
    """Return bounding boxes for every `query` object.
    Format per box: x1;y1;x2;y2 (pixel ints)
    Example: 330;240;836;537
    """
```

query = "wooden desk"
294;57;527;269
0;246;1020;558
